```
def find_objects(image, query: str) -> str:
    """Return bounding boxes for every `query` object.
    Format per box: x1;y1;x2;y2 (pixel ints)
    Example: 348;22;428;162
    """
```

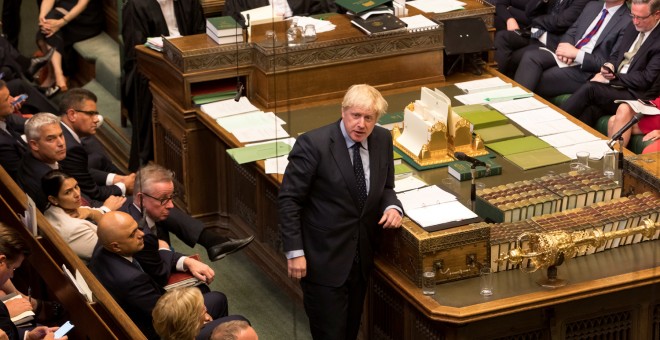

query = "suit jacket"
279;120;401;287
0;115;27;180
59;123;122;202
122;199;184;286
17;152;54;212
0;302;19;340
81;135;123;184
608;23;660;96
526;0;593;50
559;1;631;72
89;247;164;340
495;0;532;31
44;205;99;262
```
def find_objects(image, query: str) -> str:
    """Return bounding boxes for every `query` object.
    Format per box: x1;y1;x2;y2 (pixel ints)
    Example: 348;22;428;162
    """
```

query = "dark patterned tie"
575;9;608;49
352;143;367;210
132;258;144;272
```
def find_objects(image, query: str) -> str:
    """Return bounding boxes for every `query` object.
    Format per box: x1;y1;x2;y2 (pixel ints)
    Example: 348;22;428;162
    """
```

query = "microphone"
608;112;644;148
454;152;487;167
234;82;244;102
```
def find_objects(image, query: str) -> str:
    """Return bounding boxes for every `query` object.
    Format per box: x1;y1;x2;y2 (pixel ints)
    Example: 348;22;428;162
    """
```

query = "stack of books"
206;16;243;45
164;254;204;291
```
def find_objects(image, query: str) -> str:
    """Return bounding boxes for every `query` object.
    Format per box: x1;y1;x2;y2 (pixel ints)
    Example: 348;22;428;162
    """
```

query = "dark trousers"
301;260;367;340
560;82;635;127
514;48;591;98
494;30;545;77
155;207;204;247
6;79;57;114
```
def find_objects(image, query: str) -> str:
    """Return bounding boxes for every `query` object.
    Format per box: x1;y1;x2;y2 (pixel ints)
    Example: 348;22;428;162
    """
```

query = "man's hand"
184;257;215;284
27;326;64;340
600;63;616;80
4;296;32;317
506;18;520;31
556;42;578;64
379;208;403;228
102;195;126;211
591;73;610;83
118;173;136;194
287;256;306;280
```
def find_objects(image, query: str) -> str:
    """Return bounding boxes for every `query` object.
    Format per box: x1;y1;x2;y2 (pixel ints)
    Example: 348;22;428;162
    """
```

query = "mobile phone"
602;64;614;74
11;94;28;106
54;321;74;338
638;99;656;107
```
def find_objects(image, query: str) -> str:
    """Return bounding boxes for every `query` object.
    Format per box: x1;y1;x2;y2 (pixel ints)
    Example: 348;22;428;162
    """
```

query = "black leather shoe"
206;235;255;261
27;48;55;78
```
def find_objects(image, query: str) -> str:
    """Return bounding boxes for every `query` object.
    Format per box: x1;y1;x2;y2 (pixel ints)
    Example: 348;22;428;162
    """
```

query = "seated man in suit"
494;0;592;76
0;223;65;340
0;80;27;179
17;113;67;211
561;0;660;126
123;164;254;262
495;0;532;32
58;89;135;202
514;0;631;99
89;211;246;340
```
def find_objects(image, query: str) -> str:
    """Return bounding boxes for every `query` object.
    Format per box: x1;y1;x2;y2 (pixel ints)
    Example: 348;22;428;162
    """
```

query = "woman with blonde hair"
152;287;208;340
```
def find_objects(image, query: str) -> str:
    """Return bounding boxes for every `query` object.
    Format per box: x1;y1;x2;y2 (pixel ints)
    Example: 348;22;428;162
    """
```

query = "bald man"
90;212;245;340
210;320;259;340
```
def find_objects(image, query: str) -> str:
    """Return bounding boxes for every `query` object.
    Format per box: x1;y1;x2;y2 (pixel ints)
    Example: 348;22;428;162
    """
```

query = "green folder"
456;109;509;130
486;136;550;156
505;148;571;170
226;142;292;164
452;104;491;114
394;162;413;175
475;124;525;143
335;0;392;14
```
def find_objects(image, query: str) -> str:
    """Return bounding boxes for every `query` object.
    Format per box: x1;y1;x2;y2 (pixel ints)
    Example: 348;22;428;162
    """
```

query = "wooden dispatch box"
379;219;491;287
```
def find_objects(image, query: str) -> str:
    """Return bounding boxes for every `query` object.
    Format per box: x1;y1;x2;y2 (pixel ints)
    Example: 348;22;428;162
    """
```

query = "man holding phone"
0;79;28;180
561;0;660;126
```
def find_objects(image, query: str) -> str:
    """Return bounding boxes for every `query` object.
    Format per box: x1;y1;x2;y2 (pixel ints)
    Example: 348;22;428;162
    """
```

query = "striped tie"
575;9;609;49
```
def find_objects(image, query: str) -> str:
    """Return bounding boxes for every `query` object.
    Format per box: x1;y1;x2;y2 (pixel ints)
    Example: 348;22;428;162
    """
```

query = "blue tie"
352;143;367;210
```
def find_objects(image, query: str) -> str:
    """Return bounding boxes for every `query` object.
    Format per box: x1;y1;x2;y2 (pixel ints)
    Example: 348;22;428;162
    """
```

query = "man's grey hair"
25;113;60;141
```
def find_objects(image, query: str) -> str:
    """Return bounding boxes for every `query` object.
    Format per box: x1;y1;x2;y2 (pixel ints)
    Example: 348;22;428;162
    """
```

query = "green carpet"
170;236;312;339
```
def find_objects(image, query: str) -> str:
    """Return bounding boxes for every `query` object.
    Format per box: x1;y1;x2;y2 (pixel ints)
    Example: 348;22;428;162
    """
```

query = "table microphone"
234;82;244;102
608;112;644;148
454;152;487;167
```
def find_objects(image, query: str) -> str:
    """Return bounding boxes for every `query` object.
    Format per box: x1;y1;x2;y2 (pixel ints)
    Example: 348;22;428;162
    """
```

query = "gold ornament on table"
496;219;659;288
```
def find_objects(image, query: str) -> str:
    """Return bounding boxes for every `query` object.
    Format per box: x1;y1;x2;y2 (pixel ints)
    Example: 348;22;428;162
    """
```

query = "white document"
216;111;286;133
557;140;611;160
406;200;478;229
506;107;567;125
539;47;580;68
487;97;548;114
22;194;37;236
520;118;582;137
399;14;439;32
265;155;289;174
407;0;465;13
613;100;660;115
455;78;512;94
540;129;602;148
232;124;290;143
394;175;428;193
201;97;260;119
290;16;337;33
454;87;529;105
75;269;93;303
63;264;92;303
241;5;284;34
397;185;456;212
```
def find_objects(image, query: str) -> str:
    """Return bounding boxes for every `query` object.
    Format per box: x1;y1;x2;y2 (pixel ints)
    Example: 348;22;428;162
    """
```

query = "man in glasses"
58;88;136;203
121;163;254;263
561;0;660;126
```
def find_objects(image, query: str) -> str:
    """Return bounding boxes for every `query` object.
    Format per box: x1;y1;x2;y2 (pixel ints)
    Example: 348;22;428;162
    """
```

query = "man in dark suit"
122;163;254;262
561;0;660;126
279;84;403;340
17;113;67;211
495;0;532;32
58;89;135;202
514;0;630;98
89;211;245;340
494;0;593;76
0;223;63;340
0;80;27;180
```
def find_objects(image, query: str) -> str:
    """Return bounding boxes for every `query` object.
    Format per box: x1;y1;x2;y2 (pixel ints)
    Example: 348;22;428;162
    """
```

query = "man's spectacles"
630;11;658;20
74;109;100;116
142;192;178;206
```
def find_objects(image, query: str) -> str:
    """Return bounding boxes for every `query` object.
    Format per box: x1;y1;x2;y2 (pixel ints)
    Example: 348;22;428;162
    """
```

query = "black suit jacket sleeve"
496;0;531;28
610;26;660;92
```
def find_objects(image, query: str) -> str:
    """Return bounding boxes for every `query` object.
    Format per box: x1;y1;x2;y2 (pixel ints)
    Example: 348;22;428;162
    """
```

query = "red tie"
575;9;608;49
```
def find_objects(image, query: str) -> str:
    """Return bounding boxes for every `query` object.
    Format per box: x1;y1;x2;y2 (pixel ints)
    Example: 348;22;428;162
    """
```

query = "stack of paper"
454;87;531;105
291;16;337;33
399;14;440;32
397;185;479;230
455;78;512;94
201;97;260;119
407;0;465;13
487;97;548;114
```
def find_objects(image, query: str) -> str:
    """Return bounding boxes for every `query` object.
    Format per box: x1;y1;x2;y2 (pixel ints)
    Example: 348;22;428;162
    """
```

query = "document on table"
557;140;611;160
250;138;296;174
487;97;548;114
407;0;465;13
216;111;286;133
394;175;428;193
232;124;290;143
454;87;530;105
454;77;511;93
406;200;479;229
201;97;260;119
397;185;456;212
519;118;583;136
540;129;602;148
226;141;292;164
506;107;567;125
